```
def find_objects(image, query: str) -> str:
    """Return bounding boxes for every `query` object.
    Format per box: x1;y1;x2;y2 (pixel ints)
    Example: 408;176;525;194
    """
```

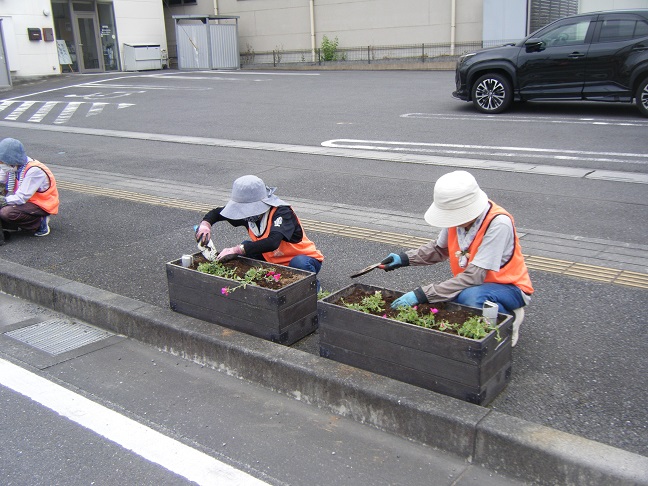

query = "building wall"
0;0;167;79
166;0;484;55
580;0;648;11
0;0;59;77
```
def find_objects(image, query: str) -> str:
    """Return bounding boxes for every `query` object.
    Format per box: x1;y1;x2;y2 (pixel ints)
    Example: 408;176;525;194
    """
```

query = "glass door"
74;13;103;72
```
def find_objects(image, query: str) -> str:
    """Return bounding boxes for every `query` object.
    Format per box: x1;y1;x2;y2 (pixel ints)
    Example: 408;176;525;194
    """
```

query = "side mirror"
524;38;544;52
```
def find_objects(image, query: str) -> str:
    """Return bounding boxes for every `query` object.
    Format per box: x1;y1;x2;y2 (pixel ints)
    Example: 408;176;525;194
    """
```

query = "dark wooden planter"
318;283;513;405
166;253;318;345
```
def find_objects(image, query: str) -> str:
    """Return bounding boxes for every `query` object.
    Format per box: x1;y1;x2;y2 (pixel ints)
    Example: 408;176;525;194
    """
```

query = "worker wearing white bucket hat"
195;175;324;282
379;171;533;346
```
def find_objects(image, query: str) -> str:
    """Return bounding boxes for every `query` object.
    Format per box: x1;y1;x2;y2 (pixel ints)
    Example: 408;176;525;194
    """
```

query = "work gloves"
391;291;420;309
381;252;407;271
216;244;244;263
0;195;6;208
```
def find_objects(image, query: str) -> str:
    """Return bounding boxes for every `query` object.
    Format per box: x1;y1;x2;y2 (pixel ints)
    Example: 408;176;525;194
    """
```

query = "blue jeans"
453;283;526;314
288;255;322;274
289;255;322;293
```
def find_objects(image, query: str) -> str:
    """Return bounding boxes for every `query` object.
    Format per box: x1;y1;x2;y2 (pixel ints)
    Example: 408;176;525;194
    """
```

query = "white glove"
198;239;218;261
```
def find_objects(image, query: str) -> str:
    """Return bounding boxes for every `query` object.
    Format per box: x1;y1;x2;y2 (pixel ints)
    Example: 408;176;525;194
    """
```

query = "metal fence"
240;40;518;67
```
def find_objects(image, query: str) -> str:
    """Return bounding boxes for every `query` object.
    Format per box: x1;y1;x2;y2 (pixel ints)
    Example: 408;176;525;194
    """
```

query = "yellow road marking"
57;181;648;290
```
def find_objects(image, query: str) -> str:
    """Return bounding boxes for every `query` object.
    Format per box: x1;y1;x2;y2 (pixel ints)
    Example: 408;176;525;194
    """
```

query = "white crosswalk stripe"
0;100;132;124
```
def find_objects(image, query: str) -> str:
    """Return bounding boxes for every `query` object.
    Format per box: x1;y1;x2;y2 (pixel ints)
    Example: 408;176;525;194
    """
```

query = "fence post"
317;48;321;65
368;46;370;64
422;43;425;63
273;50;276;67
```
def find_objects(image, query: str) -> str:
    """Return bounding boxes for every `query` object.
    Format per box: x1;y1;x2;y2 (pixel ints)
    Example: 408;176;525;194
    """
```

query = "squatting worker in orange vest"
195;175;324;288
0;138;59;244
381;170;533;347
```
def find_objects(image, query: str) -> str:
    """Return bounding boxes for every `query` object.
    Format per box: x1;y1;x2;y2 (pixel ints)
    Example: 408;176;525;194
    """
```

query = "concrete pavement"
0;163;647;484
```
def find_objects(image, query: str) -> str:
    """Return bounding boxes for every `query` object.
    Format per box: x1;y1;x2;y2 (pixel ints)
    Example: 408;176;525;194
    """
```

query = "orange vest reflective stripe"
248;207;323;266
17;161;59;215
447;201;533;295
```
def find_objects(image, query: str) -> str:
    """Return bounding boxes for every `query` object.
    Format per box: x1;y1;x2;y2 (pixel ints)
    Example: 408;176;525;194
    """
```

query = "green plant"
340;290;500;341
320;35;340;61
197;261;281;295
394;305;436;329
456;315;500;341
317;290;331;300
342;291;385;313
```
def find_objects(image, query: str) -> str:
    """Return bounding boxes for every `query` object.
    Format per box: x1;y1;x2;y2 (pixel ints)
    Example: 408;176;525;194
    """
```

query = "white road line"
4;101;36;120
86;102;108;116
402;112;648;127
0;358;269;486
54;102;82;124
29;101;60;122
1;120;646;184
321;139;648;166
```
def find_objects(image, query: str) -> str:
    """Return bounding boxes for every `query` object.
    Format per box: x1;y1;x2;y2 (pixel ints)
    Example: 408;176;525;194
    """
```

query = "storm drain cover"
4;319;114;355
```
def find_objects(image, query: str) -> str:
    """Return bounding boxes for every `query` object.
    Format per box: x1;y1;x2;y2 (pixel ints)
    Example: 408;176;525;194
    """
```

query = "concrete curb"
1;258;646;485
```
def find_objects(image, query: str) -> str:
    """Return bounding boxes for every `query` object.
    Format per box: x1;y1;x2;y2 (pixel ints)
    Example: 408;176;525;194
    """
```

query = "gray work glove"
0;195;6;208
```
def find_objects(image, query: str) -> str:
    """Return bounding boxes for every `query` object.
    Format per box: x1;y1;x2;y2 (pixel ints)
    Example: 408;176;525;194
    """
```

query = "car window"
598;19;648;42
538;19;592;47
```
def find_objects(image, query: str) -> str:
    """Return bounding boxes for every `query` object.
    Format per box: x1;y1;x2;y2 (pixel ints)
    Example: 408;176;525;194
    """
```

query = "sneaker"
511;307;525;347
34;216;50;237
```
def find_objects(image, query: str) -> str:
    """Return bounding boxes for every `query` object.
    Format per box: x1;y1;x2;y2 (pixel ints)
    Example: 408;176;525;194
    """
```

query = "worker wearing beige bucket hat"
379;170;533;346
195;175;324;285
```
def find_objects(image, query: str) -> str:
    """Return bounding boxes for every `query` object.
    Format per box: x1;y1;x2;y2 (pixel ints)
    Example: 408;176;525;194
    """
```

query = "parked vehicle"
452;10;648;117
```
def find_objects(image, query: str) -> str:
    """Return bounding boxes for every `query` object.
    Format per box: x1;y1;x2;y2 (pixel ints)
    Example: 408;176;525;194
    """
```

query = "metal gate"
173;15;240;70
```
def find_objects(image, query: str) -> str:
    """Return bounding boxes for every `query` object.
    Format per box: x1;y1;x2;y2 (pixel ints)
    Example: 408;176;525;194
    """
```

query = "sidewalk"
1;258;647;485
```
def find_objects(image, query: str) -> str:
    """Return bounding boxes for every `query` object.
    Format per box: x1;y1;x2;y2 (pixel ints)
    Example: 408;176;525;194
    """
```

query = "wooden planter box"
166;253;318;345
318;283;513;405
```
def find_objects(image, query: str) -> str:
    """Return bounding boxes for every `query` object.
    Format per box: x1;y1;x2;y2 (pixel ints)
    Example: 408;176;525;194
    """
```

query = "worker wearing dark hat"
0;138;59;244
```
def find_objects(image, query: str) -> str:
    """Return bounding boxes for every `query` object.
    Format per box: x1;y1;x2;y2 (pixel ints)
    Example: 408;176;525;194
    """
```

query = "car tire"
471;74;513;114
636;78;648;117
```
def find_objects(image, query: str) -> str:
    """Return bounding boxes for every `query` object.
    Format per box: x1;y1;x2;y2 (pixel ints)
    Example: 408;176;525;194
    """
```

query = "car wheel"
636;78;648;117
471;74;513;114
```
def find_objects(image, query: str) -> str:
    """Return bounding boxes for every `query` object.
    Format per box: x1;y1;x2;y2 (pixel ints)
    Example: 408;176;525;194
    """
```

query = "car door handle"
632;44;647;51
568;52;586;59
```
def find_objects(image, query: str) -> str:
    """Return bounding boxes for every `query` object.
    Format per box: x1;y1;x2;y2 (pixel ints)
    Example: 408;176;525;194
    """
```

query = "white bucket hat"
220;175;287;220
423;171;489;228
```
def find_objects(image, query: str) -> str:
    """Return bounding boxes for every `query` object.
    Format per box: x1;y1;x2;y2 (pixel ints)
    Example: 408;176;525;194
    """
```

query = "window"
599;19;648;42
538;19;591;47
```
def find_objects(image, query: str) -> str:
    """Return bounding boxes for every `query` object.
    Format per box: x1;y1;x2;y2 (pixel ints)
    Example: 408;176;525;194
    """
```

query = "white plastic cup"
181;254;194;268
482;300;498;325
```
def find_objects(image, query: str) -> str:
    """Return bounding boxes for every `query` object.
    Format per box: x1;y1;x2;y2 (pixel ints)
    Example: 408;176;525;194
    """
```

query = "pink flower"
267;271;275;276
273;274;281;282
413;306;418;310
382;314;387;318
221;287;230;295
431;308;439;314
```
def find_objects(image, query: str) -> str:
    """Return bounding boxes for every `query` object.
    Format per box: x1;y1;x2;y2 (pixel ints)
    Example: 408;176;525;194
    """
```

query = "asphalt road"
1;70;647;463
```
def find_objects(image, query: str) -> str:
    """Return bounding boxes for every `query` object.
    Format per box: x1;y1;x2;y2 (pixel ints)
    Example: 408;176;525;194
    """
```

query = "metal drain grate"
4;319;114;355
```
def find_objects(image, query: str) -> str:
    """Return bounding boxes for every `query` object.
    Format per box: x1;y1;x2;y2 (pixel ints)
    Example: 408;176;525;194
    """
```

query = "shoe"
511;307;525;347
34;216;50;237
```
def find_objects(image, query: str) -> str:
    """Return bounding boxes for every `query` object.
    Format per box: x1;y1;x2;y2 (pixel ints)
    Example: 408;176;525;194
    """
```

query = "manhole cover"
4;319;114;355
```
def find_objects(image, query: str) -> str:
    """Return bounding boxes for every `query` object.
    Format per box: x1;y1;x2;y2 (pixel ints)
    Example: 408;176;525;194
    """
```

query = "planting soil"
189;254;305;290
330;287;504;338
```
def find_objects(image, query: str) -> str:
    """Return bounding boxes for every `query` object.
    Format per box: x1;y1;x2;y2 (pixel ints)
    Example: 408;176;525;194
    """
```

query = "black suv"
452;10;648;116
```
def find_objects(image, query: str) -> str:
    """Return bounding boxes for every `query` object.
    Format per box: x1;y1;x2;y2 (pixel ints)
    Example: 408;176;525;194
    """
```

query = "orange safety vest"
15;160;59;215
248;207;323;266
447;201;533;295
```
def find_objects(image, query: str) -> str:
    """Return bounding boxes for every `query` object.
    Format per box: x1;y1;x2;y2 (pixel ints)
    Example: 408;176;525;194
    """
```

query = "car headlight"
458;52;476;66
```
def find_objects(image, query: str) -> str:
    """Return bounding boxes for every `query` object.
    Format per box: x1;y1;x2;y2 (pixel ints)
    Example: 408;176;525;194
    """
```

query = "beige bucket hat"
423;171;489;228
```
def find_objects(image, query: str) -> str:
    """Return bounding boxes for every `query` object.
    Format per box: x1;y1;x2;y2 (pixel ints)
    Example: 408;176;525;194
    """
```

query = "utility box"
123;44;162;71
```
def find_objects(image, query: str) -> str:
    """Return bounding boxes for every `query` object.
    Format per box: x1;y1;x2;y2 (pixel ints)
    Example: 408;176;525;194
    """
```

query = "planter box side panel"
321;343;510;406
319;324;511;388
319;301;507;365
167;260;317;311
